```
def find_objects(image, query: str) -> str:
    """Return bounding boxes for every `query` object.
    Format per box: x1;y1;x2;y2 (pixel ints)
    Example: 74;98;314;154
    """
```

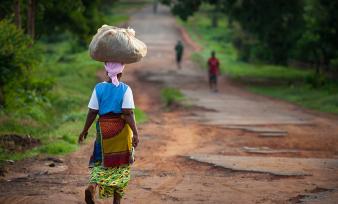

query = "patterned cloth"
88;115;134;199
90;116;133;168
100;116;133;167
89;164;130;198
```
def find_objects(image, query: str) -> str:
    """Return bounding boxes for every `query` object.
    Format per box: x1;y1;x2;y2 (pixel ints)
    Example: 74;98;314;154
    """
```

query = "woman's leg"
214;76;218;92
85;184;96;204
113;191;121;204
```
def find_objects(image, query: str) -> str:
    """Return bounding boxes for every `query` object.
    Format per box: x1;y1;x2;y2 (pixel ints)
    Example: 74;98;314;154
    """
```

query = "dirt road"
1;5;338;204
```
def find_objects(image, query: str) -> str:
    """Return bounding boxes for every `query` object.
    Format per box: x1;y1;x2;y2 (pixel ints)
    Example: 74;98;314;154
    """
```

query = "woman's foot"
85;185;96;204
113;192;121;204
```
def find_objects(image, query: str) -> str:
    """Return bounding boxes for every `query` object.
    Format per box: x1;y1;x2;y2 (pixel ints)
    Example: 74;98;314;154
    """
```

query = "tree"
206;0;221;28
35;0;89;40
227;0;304;64
219;0;237;26
170;0;202;21
168;0;223;27
295;0;338;73
0;20;39;106
14;0;21;28
27;0;36;39
1;0;105;43
166;0;304;64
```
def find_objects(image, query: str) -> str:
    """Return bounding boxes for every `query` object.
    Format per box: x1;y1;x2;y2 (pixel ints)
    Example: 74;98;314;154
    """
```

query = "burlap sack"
89;25;147;63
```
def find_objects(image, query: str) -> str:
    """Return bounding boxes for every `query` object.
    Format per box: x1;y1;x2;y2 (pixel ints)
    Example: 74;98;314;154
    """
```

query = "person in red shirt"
207;51;220;92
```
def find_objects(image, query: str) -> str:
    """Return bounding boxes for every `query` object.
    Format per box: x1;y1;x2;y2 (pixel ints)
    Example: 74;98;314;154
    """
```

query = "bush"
305;74;326;88
0;20;40;106
161;88;184;107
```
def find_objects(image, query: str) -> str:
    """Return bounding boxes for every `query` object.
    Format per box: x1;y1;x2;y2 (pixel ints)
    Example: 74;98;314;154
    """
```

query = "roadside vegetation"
170;1;338;114
161;87;185;108
0;1;147;161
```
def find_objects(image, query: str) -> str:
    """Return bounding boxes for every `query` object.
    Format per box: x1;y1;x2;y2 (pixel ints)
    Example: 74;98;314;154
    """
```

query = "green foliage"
171;0;202;21
294;0;338;71
35;0;105;44
304;74;327;88
249;82;338;114
161;88;184;107
169;0;338;71
0;20;40;100
229;0;304;64
38;140;77;155
0;147;39;161
169;0;304;64
0;0;111;44
0;1;13;20
134;108;148;124
0;20;54;123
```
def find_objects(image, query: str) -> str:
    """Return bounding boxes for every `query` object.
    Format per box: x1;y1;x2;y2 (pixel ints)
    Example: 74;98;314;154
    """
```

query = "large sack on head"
89;25;147;64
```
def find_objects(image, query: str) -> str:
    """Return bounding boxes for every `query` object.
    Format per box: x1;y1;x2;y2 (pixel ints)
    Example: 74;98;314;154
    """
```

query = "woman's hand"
78;109;98;144
78;130;88;144
132;134;139;148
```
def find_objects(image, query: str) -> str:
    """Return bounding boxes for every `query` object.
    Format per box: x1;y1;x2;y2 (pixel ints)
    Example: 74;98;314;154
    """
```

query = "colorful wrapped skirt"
89;164;130;198
89;115;134;198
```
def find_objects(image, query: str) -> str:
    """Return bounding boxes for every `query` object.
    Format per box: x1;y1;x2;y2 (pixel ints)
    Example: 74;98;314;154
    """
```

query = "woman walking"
78;62;139;204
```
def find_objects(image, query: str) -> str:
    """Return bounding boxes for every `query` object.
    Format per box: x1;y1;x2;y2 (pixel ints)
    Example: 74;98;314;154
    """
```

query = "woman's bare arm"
122;108;139;148
78;108;99;143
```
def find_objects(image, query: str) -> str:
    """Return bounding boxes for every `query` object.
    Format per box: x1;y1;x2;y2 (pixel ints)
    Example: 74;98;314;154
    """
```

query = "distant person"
79;62;139;204
208;51;220;92
175;40;184;69
153;0;158;13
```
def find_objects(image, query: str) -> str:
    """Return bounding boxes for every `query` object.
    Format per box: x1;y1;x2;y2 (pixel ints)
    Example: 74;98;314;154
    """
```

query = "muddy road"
1;5;338;204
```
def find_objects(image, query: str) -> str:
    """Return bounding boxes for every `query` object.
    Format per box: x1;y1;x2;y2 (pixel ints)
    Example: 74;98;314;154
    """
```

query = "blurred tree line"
163;0;338;76
0;0;117;107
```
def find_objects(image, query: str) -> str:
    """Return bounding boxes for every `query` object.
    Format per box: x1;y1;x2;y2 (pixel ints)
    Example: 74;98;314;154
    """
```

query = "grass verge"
161;87;185;107
135;107;148;124
249;84;338;114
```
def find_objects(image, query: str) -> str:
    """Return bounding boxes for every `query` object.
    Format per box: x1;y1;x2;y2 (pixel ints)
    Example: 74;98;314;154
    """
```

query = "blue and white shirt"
88;81;135;115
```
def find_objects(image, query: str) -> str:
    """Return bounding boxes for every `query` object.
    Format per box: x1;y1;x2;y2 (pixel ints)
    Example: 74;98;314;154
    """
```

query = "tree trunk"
211;5;218;28
0;86;4;107
320;45;330;72
313;50;321;75
212;14;218;28
27;0;36;39
14;0;21;29
228;14;233;28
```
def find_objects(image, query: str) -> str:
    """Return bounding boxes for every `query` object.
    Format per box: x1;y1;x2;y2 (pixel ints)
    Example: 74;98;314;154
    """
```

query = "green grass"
134;107;148;124
161;87;185;107
180;6;338;114
249;84;338;114
0;2;148;161
0;147;40;161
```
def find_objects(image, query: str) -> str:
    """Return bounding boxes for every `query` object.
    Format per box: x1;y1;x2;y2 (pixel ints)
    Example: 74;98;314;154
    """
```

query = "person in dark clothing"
153;0;158;13
175;40;184;69
207;51;220;92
